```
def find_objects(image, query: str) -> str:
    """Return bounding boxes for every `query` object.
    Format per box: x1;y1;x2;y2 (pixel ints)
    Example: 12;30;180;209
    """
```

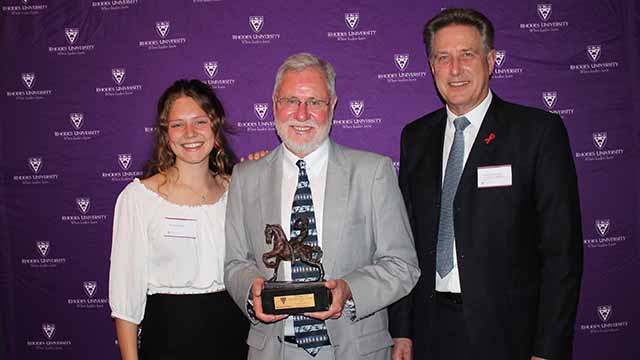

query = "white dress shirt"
435;91;493;293
109;178;227;324
280;139;329;335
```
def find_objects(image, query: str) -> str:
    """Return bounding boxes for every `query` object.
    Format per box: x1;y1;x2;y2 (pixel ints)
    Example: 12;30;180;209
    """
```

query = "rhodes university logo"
495;50;506;67
541;91;574;117
67;279;108;309
584;218;627;249
537;4;552;21
55;113;101;141
595;219;610;237
569;44;618;74
36;241;50;257
27;322;72;349
65;28;79;45
576;131;623;162
542;92;557;109
49;27;95;56
28;157;42;174
111;68;126;85
76;197;90;214
377;53;427;83
138;20;187;51
96;68;142;96
83;281;97;297
394;54;409;71
345;13;359;30
102;153;143;181
42;323;56;340
587;45;601;62
520;3;568;33
592;132;607;150
254;103;269;120
62;197;108;225
492;50;524;80
334;99;382;130
232;15;280;45
349;100;364;118
249;16;264;33
22;241;67;268
597;305;612;322
202;61;236;89
203;61;218;78
7;72;52;101
327;11;376;42
118;153;132;170
155;21;170;38
22;73;35;89
69;113;84;130
14;156;59;185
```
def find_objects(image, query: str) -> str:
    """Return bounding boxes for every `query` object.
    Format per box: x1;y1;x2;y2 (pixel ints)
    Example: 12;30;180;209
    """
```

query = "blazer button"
428;249;435;255
429;292;435;299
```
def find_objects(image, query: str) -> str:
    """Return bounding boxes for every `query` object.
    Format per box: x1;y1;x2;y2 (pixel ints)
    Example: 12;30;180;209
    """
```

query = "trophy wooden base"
261;281;332;315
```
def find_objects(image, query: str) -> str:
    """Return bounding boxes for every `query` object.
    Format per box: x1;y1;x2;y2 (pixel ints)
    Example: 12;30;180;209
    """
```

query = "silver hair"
424;8;495;58
272;53;336;99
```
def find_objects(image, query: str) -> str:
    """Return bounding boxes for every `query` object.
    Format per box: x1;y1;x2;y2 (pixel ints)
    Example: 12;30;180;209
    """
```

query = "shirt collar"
282;138;330;176
446;90;493;130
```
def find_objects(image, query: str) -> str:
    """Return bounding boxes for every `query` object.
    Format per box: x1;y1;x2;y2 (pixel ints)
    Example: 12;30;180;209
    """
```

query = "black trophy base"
261;281;332;315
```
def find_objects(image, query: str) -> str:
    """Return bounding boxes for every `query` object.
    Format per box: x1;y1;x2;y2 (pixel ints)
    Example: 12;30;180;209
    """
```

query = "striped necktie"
291;159;330;356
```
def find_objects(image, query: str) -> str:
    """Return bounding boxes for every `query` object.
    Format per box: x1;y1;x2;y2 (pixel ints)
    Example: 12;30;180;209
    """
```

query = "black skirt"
139;291;249;359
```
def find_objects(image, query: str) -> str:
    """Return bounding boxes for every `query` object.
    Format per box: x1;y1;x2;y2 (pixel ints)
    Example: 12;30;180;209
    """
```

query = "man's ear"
486;49;497;75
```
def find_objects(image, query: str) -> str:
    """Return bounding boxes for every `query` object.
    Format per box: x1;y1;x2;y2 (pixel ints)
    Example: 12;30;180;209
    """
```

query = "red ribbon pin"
484;133;496;144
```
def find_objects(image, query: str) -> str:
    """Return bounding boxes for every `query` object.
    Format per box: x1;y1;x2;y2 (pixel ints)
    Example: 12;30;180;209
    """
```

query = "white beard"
275;117;332;156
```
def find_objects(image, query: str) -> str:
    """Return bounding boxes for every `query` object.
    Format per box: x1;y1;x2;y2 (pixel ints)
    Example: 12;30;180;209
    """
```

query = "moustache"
281;119;319;128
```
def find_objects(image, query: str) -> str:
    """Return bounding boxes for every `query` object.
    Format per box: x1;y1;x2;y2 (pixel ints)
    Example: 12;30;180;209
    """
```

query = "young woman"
109;79;248;359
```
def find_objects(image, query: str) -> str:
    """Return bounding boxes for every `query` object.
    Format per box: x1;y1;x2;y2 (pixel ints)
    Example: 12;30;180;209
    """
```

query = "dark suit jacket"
389;94;583;360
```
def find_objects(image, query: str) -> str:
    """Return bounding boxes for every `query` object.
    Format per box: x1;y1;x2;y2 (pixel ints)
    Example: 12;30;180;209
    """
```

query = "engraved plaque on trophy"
261;217;332;315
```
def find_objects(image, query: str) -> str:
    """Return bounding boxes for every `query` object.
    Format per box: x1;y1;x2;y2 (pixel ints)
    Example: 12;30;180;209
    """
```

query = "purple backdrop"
1;0;639;359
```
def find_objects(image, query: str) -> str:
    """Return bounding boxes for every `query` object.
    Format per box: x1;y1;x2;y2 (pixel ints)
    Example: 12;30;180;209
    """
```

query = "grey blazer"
224;141;420;359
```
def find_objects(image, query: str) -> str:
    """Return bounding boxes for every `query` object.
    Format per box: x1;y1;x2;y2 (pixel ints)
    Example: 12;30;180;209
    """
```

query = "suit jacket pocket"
246;327;267;350
356;328;393;355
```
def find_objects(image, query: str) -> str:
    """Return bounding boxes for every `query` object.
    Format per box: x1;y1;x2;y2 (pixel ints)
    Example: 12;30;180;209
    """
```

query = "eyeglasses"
276;97;330;111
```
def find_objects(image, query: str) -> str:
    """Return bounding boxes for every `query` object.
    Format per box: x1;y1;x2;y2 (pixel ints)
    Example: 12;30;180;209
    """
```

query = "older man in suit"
225;53;420;359
390;8;583;360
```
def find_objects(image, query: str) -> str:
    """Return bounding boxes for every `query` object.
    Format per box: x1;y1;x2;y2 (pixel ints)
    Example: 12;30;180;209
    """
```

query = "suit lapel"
423;114;447;193
456;95;504;199
413;112;446;211
321;141;349;277
414;114;447;251
259;146;283;227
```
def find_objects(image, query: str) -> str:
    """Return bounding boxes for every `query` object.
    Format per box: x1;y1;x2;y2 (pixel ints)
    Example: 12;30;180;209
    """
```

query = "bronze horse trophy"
260;217;331;314
262;217;324;281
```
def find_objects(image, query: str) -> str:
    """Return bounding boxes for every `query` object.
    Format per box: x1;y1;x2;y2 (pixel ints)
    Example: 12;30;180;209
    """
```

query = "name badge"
164;217;197;239
477;165;512;188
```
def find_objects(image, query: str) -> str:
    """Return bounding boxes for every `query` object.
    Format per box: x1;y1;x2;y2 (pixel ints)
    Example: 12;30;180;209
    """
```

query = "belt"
435;291;463;304
282;336;331;346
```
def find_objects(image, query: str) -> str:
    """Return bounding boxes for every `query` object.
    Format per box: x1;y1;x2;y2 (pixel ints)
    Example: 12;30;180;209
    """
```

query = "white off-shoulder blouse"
109;178;227;324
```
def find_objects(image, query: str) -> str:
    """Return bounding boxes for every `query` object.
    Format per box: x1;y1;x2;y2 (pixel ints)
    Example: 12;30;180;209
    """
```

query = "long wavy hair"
142;79;236;179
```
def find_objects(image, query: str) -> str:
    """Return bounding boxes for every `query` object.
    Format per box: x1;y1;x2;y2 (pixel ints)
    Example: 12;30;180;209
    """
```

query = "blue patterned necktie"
436;117;470;278
291;159;329;356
